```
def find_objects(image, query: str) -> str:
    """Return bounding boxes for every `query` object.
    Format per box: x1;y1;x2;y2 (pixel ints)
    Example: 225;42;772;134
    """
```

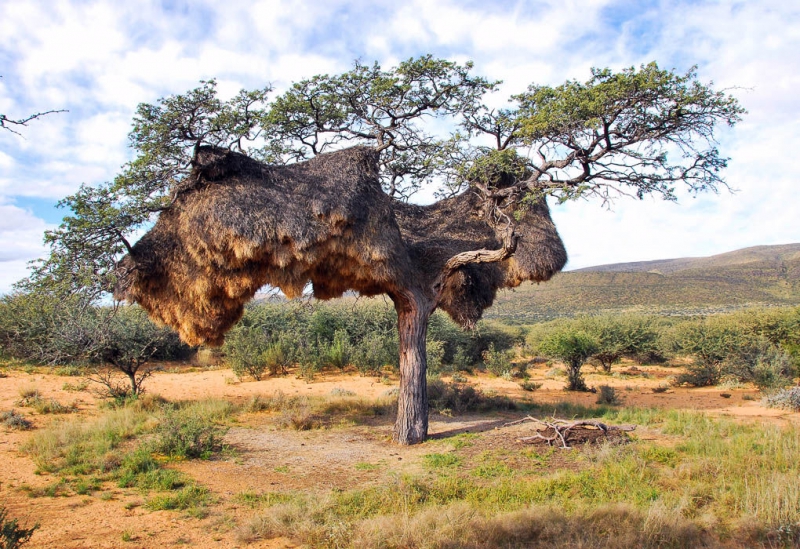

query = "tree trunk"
125;368;139;395
392;289;434;445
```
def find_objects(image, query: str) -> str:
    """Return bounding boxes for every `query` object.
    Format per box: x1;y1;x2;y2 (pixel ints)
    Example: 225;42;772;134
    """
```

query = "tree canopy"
22;57;742;301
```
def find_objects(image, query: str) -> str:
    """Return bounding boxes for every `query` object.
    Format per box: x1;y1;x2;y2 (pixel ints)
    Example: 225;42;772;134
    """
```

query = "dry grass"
232;406;800;548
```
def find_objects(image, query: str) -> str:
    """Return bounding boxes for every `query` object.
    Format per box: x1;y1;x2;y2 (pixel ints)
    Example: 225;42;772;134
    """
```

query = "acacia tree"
538;329;599;391
26;57;742;444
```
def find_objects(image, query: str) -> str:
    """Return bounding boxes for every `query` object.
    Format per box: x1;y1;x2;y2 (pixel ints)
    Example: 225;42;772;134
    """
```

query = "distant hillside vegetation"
488;244;800;323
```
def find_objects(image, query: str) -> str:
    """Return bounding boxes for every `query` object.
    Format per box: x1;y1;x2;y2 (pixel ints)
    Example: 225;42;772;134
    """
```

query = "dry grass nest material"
115;146;566;346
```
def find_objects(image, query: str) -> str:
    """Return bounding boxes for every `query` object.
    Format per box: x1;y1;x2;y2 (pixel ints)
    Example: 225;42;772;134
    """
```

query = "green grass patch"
234;490;296;509
145;485;212;512
423;453;461;469
448;432;478;449
354;462;381;471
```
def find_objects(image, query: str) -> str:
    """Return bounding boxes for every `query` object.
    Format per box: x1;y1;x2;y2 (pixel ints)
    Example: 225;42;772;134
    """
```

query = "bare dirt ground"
1;362;797;548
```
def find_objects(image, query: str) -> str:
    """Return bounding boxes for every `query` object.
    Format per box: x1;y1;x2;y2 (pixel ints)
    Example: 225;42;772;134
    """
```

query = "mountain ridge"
573;243;800;275
488;243;800;323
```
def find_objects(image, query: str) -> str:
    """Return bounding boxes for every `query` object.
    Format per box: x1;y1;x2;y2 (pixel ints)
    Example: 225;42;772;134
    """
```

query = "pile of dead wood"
504;417;636;449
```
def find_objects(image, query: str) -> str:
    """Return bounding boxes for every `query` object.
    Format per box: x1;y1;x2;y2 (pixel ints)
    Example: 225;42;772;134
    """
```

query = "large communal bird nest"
115;146;567;346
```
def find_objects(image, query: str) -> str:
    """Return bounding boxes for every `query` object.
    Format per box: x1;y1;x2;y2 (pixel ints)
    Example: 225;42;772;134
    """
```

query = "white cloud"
0;203;52;291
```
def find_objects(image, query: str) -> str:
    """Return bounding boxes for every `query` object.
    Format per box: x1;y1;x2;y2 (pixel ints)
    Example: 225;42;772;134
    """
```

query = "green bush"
261;334;296;375
353;333;397;375
325;329;353;369
426;339;446;375
0;292;101;366
0;410;33;431
153;412;221;460
668;315;795;388
0;294;190;375
535;328;598;391
481;343;513;377
677;361;722;387
223;324;271;381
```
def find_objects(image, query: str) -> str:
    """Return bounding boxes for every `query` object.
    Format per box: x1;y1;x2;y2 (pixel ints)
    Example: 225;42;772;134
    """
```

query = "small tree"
538;329;599;391
579;314;664;371
87;306;187;397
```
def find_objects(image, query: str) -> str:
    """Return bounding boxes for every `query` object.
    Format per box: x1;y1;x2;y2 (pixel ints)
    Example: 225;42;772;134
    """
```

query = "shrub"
0;291;100;366
596;385;622;405
353;333;397;375
426;339;446;375
153;412;221;460
667;316;790;387
729;341;794;390
1;410;33;431
520;381;541;392
427;379;516;414
677;361;722;387
325;329;352;369
224;324;271;381
261;334;296;375
536;329;598;391
763;388;800;411
0;505;38;549
482;343;513;377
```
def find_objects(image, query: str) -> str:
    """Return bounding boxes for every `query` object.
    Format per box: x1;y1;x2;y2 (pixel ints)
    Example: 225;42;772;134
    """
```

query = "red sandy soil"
1;363;797;548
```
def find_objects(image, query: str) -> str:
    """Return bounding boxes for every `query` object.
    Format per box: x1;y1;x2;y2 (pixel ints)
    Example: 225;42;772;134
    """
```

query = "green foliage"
0;410;33;431
425;339;446;375
223;324;273;381
520;380;542;392
481;343;513;377
534;327;598;391
0;506;38;549
666;315;794;387
0;293;188;397
325;329;353;369
352;332;398;375
145;485;211;512
87;305;188;396
261;335;296;376
576;314;665;370
0;292;102;366
512;63;744;202
152;411;222;460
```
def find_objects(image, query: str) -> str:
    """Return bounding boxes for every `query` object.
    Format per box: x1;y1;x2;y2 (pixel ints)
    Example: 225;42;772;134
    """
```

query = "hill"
488;243;800;323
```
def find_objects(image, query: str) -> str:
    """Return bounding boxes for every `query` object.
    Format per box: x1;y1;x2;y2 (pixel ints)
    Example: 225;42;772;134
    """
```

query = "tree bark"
392;289;434;445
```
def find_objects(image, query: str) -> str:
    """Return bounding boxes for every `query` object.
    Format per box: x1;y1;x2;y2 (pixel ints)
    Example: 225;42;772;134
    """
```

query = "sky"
0;0;798;293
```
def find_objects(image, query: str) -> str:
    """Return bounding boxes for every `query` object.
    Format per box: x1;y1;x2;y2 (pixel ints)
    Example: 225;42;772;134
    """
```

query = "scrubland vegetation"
3;291;796;397
2;295;800;547
5;386;800;547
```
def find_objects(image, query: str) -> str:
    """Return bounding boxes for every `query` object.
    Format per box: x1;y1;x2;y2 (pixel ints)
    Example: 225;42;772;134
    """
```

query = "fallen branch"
504;416;636;449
